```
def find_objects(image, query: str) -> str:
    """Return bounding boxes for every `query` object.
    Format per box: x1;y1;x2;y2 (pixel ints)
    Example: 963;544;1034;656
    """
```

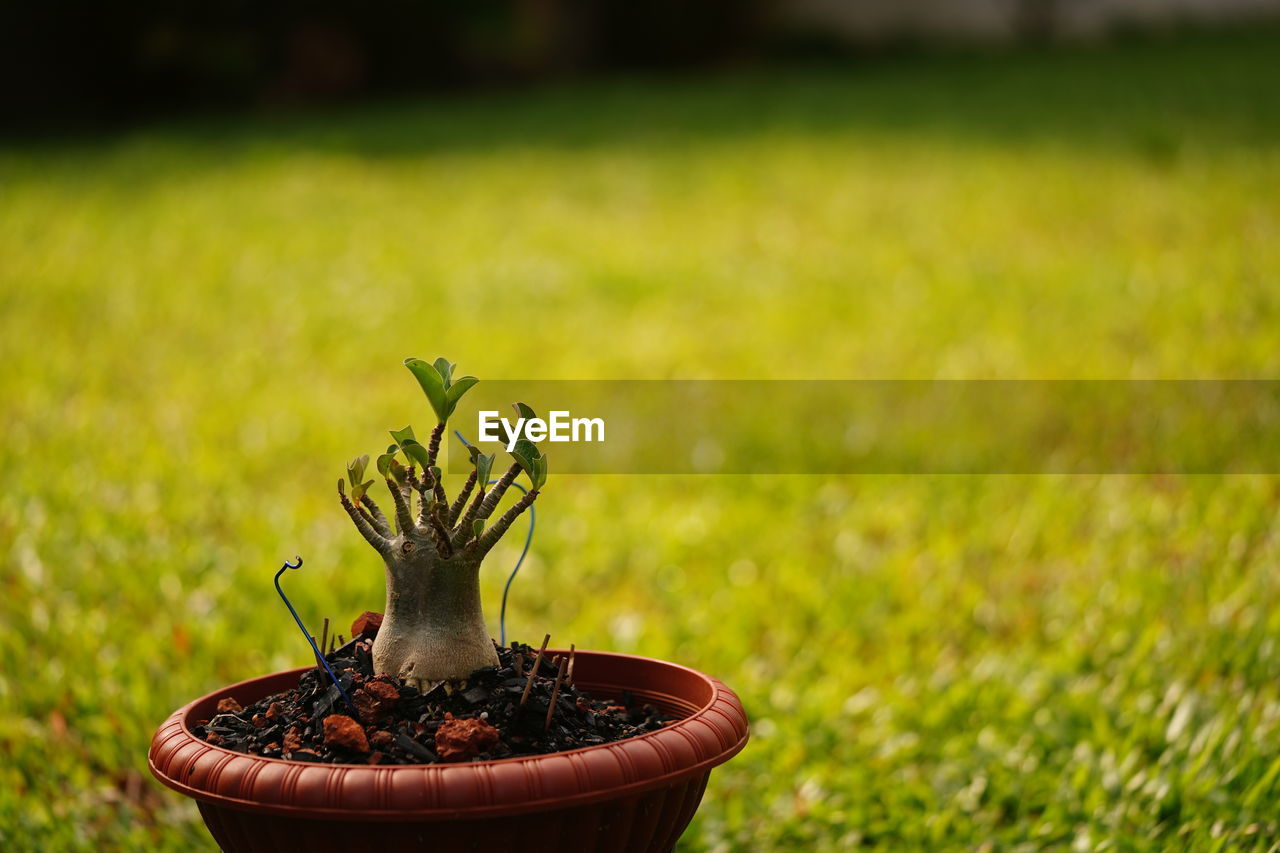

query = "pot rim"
149;649;748;819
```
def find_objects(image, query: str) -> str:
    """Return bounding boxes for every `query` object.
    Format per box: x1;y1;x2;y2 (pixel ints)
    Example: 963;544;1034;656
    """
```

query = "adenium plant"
338;358;546;689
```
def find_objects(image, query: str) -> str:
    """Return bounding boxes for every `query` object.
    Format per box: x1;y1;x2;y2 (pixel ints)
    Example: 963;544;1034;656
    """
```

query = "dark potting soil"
192;634;670;765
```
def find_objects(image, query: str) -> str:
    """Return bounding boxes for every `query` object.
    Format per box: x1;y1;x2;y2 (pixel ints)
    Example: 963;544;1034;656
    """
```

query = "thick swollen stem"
372;549;498;688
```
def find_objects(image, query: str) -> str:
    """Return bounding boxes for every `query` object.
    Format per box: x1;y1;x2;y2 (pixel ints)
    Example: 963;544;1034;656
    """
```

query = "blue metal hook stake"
455;430;537;646
273;556;360;718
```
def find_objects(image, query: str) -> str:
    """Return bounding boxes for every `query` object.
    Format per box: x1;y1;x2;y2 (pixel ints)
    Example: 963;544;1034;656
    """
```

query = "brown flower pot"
149;649;748;852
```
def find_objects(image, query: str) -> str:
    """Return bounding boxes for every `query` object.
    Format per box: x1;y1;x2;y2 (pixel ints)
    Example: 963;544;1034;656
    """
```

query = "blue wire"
273;556;360;718
494;480;534;647
455;429;537;646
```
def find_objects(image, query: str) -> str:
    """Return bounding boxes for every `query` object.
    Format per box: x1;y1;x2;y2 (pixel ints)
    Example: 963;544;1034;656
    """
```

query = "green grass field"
3;28;1280;851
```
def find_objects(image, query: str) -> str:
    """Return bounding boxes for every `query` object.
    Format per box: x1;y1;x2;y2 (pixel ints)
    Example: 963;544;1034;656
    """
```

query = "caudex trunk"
375;549;495;688
338;361;546;689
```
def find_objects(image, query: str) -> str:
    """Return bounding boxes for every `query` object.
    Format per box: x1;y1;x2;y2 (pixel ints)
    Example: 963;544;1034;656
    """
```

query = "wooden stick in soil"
320;618;330;661
566;644;576;684
519;634;551;709
545;655;568;731
309;636;323;669
514;653;525;678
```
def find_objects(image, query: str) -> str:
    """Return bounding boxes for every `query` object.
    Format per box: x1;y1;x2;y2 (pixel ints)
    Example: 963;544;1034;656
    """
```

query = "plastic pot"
149;649;748;852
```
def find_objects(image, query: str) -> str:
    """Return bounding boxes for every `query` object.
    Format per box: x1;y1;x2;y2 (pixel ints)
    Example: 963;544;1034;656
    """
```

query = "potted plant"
149;358;748;852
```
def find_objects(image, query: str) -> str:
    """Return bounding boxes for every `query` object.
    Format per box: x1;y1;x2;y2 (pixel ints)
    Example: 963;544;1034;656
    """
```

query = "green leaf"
495;402;538;447
405;358;449;422
476;452;495;485
466;445;495;486
472;519;485;538
376;451;397;477
508;437;543;480
445;376;479;411
529;455;549;490
389;426;416;447
432;357;456;390
346;455;370;489
400;438;430;470
351;479;375;503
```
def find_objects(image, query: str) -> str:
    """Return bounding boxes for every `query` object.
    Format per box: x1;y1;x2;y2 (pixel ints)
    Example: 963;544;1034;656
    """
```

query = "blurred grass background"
2;28;1280;851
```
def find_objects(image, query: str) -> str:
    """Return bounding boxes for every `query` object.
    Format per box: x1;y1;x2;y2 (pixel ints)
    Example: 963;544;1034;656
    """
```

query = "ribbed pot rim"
149;649;749;820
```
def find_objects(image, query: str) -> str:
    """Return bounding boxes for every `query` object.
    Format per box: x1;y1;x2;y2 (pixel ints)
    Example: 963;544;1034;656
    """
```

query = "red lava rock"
351;611;384;639
205;732;225;746
283;728;302;753
293;749;319;759
251;714;267;729
353;680;400;723
433;713;501;762
576;697;593;713
265;702;283;721
369;730;395;749
368;752;384;765
216;697;243;714
323;714;369;753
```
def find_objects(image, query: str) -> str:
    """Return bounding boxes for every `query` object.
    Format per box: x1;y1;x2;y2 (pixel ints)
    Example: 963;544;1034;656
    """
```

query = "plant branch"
384;477;416;536
431;470;448;508
426;422;445;470
338;481;392;556
452;486;487;546
475;463;521;522
360;495;392;537
413;459;449;509
426;502;454;558
474;489;538;557
448;471;477;526
407;467;433;528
